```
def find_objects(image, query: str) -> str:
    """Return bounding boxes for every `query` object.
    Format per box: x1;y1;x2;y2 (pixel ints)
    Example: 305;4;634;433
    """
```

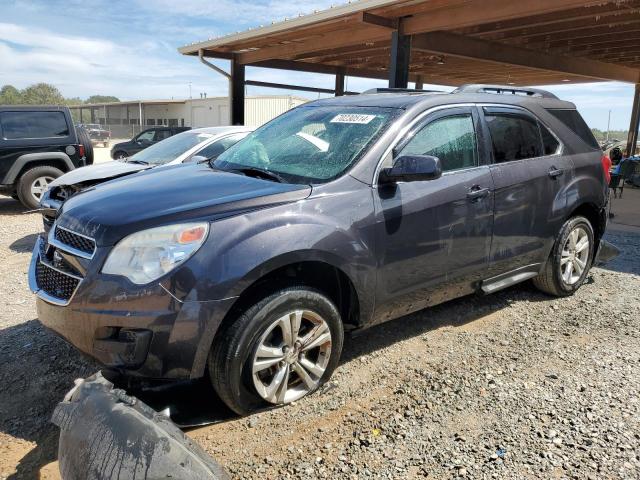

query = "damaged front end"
52;372;230;480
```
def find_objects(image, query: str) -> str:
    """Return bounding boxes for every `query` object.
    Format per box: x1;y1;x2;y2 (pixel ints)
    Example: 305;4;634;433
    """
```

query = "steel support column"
388;22;411;89
231;56;245;126
335;68;345;96
627;84;640;156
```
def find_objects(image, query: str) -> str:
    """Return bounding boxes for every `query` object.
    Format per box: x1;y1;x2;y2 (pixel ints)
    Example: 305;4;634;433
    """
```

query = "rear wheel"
533;216;595;296
209;287;344;415
113;151;127;160
16;166;63;209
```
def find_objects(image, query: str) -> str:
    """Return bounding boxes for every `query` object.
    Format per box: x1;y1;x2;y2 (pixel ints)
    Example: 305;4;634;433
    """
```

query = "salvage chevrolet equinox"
30;85;610;415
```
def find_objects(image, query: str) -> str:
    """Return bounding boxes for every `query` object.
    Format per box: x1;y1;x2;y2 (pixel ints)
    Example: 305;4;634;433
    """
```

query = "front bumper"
30;235;235;379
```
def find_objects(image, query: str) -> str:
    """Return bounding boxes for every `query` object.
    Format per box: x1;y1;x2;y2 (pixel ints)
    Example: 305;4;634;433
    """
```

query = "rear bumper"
30;235;236;379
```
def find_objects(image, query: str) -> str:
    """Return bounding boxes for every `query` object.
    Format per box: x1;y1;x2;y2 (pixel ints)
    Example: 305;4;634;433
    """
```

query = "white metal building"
69;95;307;137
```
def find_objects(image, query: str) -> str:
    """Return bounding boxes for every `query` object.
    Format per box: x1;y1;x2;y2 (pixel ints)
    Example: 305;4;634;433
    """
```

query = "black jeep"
0;106;92;209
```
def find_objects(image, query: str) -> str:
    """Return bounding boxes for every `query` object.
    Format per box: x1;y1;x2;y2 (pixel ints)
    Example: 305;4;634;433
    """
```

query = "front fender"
162;183;377;321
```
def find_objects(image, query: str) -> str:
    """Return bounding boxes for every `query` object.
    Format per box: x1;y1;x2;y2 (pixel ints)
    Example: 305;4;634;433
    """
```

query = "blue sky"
0;0;636;131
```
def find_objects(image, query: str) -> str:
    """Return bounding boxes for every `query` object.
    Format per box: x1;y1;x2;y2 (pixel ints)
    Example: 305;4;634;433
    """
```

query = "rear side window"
485;114;541;162
398;114;478;172
0;111;69;140
540;124;561;155
546;109;599;150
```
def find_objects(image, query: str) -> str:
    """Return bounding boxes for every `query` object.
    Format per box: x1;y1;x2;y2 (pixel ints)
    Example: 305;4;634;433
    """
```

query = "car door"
480;106;572;277
372;106;495;324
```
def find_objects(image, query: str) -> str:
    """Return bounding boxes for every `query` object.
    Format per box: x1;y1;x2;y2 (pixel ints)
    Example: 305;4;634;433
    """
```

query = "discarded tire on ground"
51;372;230;480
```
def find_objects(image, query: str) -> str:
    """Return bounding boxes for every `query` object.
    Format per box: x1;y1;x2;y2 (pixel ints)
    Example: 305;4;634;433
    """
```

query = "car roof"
309;91;575;111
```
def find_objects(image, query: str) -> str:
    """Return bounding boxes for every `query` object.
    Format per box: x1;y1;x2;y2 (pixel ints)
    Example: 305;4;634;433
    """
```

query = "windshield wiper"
126;159;149;165
229;167;286;183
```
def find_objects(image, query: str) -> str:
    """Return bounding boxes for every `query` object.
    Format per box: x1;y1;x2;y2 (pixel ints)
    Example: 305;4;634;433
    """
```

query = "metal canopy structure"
180;0;640;154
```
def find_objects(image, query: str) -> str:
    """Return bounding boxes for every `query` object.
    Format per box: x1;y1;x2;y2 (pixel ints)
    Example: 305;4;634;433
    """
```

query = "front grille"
54;227;96;256
35;260;80;302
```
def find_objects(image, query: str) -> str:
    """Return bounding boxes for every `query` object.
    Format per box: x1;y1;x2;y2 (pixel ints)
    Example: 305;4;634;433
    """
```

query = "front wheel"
533;216;595;296
209;287;344;415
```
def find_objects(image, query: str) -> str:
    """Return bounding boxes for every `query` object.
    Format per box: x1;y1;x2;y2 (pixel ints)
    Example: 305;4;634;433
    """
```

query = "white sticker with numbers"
330;114;376;124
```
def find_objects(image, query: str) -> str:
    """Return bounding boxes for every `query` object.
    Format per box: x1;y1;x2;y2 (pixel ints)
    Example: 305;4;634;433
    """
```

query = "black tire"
75;126;94;164
533;216;595;297
16;165;64;209
113;150;127;160
209;286;344;415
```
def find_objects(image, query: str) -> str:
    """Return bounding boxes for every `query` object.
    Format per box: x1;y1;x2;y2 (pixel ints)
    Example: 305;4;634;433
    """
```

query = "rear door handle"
467;186;490;201
548;167;564;178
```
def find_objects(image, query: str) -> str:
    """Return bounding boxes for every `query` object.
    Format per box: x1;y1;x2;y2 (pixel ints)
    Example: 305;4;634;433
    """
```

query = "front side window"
213;106;397;184
0;111;69;140
129;131;213;165
398;114;478;172
485;114;542;162
540;124;561;155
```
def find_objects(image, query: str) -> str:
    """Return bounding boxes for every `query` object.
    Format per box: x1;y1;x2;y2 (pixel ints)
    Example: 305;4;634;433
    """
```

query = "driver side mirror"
379;155;442;183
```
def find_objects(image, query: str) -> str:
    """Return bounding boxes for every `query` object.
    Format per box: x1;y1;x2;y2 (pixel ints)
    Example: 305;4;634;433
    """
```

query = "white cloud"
0;22;228;100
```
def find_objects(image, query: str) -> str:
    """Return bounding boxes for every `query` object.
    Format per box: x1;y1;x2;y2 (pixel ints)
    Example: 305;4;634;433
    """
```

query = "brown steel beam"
480;14;640;42
519;23;640;46
460;2;640;37
412;31;640;83
230;57;245;126
627;84;640;156
245;80;336;94
359;12;398;30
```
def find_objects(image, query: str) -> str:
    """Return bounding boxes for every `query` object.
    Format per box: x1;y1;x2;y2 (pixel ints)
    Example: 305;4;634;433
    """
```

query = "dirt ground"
0;184;638;479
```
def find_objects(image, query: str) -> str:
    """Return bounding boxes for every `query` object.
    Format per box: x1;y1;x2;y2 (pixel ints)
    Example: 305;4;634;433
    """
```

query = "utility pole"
189;82;192;99
606;110;611;142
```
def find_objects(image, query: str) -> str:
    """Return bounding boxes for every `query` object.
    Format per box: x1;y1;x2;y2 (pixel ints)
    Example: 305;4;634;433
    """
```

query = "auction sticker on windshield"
330;114;376;124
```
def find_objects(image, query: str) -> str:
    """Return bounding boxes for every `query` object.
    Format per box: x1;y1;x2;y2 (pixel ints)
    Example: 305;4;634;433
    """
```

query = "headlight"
102;223;209;284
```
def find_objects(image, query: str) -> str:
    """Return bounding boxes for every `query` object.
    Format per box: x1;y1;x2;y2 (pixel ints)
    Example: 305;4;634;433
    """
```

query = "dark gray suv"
30;85;610;415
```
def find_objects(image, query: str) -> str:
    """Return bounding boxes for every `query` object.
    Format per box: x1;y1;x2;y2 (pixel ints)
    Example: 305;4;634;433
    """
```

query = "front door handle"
467;186;490;201
548;167;564;178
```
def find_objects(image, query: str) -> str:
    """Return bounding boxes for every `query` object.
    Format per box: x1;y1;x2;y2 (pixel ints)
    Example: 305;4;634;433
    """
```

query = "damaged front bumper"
52;372;230;480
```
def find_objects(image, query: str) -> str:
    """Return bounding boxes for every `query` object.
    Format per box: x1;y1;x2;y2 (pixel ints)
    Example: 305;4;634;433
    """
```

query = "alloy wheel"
251;310;332;404
30;176;54;203
560;226;590;285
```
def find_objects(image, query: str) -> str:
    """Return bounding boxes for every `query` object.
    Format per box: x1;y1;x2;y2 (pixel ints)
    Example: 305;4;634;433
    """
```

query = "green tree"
20;83;65;105
0;85;23;104
85;95;120;104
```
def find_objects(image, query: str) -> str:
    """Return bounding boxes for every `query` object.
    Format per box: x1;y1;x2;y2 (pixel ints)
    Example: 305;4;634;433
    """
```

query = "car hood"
57;163;312;246
49;161;150;187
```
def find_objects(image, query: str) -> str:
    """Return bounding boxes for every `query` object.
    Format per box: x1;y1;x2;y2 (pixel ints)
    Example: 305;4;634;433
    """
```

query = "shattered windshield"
213;106;396;184
129;131;212;165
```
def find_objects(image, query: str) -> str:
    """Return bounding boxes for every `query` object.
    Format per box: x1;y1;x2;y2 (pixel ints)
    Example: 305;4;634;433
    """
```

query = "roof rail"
362;87;443;95
453;84;558;99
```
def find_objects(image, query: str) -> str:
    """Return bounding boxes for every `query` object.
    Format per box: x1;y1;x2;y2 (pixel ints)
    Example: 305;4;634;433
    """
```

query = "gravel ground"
0;192;638;479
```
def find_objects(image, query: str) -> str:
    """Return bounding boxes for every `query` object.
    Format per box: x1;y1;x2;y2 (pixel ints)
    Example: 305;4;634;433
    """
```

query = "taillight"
78;144;85;158
601;155;611;184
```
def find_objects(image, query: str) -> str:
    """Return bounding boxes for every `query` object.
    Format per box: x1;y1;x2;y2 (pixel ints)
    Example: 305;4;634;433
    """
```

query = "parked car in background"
31;85;611;415
110;126;191;159
77;123;111;147
39;126;252;232
0;105;93;209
